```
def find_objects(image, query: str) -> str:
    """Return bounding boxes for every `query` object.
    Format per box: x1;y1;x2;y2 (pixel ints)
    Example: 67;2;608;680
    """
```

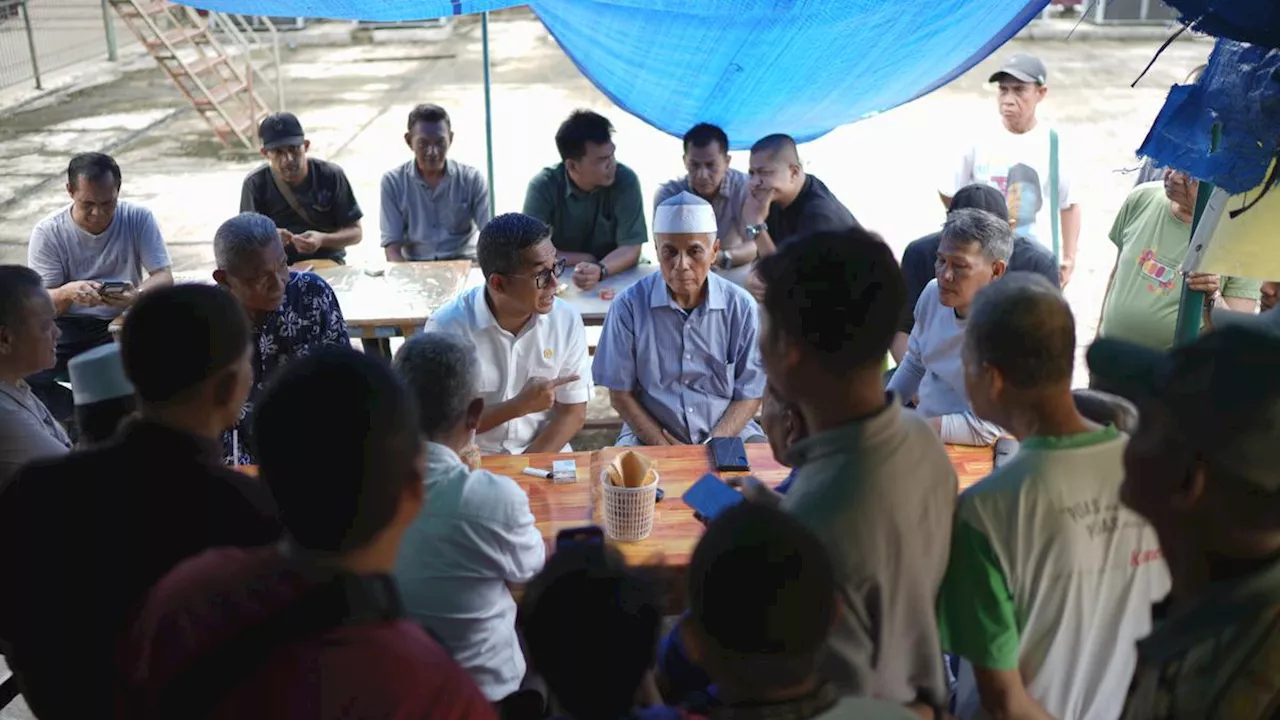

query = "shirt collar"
646;269;728;311
410;158;454;185
708;683;839;720
1020;424;1121;451
120;417;225;466
426;440;464;467
472;287;542;338
562;163;595;199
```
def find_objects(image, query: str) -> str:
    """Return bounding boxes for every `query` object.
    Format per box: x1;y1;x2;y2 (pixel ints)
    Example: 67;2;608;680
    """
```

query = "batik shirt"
222;272;349;465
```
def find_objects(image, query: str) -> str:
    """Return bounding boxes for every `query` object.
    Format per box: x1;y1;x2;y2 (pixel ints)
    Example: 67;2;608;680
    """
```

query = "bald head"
965;272;1075;389
750;134;799;164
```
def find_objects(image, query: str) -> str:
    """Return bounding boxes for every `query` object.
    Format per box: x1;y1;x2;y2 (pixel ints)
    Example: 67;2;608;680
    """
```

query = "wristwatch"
595;261;609;280
744;223;767;241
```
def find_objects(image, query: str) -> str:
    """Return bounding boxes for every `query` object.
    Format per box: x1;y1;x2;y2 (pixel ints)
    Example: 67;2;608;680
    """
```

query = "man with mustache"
887;208;1009;447
593;192;765;446
240;112;364;264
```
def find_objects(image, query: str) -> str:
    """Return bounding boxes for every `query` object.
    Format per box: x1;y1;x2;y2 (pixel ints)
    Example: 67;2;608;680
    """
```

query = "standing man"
522;110;646;291
888;208;1010;447
240;112;363;265
735;230;956;712
425;213;591;455
593;192;766;446
942;53;1080;286
212;212;350;465
1098;170;1259;350
893;184;1057;363
655;123;754;285
380;104;490;262
27;152;173;419
940;273;1169;720
1087;324;1280;720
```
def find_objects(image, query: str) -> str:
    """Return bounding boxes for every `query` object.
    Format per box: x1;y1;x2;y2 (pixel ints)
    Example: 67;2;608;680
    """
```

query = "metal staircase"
107;0;285;151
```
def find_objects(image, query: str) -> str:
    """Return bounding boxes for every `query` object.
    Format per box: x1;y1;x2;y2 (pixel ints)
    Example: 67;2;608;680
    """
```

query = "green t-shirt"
521;162;648;260
1100;183;1261;350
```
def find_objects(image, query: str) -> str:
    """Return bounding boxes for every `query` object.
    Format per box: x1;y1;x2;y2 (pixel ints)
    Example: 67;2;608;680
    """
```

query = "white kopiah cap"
653;191;717;234
68;343;135;406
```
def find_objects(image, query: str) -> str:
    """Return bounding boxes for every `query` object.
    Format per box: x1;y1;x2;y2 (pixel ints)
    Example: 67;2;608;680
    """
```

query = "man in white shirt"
887;208;1009;446
938;273;1169;720
392;332;546;707
425;212;591;455
941;53;1080;287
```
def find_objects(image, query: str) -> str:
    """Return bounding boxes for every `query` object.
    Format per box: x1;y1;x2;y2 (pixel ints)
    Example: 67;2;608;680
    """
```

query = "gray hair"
942;207;1014;263
393;332;479;440
214;212;280;273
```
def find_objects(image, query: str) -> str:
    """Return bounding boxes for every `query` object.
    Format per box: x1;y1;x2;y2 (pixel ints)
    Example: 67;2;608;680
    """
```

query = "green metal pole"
101;0;118;61
1172;125;1221;346
481;11;495;220
20;1;41;90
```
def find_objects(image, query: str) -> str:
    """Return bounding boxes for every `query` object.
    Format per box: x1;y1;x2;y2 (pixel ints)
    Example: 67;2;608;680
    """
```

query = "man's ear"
258;148;269;159
487;272;505;297
209;367;238;409
0;326;13;355
404;132;413;150
712;237;722;256
65;182;75;198
1037;85;1048;101
466;397;484;431
212;269;230;288
991;259;1008;279
302;139;311;152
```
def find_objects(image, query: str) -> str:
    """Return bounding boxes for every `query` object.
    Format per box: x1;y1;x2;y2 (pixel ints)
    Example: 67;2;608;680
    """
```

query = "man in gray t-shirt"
25;153;172;419
740;231;956;714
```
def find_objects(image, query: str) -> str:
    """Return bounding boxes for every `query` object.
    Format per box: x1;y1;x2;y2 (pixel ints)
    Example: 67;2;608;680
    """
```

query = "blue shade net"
1139;39;1280;197
186;0;1047;149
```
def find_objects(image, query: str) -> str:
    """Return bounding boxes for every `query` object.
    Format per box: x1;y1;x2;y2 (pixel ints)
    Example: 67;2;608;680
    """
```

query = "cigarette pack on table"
552;459;578;483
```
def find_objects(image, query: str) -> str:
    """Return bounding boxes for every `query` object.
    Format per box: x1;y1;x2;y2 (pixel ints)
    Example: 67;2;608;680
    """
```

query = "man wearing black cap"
940;53;1080;288
240;112;364;264
1088;324;1280;719
892;183;1058;363
0;285;279;719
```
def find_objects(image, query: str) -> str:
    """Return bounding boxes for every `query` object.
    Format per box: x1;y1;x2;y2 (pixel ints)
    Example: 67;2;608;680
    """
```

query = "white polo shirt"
425;286;592;455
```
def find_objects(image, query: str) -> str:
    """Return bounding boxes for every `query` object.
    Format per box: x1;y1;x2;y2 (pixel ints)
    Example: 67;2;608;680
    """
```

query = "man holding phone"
425;213;591;455
26;152;173;420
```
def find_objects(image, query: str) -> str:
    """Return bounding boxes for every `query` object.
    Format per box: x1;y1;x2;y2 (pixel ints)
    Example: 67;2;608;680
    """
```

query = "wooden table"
172;261;471;357
482;443;993;610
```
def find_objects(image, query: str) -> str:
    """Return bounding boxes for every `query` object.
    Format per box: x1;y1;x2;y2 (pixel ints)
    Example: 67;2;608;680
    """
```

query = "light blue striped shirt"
593;270;765;444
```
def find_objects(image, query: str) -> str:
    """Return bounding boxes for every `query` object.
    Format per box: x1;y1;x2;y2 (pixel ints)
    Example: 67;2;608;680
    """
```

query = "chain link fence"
0;0;136;90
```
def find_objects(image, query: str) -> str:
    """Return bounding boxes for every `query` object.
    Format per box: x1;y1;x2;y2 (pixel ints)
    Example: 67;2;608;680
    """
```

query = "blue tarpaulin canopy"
188;0;1048;148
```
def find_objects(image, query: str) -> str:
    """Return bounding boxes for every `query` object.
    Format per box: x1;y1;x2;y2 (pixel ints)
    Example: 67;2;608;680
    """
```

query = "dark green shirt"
521;162;647;259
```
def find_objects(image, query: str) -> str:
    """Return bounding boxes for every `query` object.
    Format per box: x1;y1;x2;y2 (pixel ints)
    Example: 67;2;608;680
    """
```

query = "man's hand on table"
514;375;580;416
572;261;603;290
726;475;783;509
292;231;325;256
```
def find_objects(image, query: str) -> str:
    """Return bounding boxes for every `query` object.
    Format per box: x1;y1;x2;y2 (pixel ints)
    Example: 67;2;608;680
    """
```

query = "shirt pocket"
698;358;735;399
477;363;504;404
590;212;618;256
448;202;474;235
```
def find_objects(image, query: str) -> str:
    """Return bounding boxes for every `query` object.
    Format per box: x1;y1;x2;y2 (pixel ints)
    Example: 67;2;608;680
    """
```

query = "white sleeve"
27;222;65;288
940;412;1003;447
1056;130;1075;207
136;207;172;273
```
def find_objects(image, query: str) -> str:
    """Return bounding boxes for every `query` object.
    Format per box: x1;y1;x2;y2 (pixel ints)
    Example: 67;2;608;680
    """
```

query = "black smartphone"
555;525;604;551
708;436;750;472
99;281;131;296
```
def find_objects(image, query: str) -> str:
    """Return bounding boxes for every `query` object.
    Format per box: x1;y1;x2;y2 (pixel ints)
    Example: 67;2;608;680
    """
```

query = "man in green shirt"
1088;322;1280;720
1098;169;1259;350
522;110;647;291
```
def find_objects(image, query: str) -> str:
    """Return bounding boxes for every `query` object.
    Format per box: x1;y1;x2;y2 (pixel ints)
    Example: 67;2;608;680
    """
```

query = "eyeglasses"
505;257;566;290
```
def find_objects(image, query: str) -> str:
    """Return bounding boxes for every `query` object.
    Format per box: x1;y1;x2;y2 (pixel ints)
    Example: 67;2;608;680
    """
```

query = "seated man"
381;103;490;262
523;110;645;290
520;539;667;720
939;273;1168;720
682;504;917;720
392;333;546;706
655;123;753;286
0;285;280;719
0;266;72;487
594;192;765;446
743;133;858;258
425;213;590;455
893;183;1058;362
240;112;363;264
887;208;1010;446
212;212;350;464
27;152;173;419
121;349;495;719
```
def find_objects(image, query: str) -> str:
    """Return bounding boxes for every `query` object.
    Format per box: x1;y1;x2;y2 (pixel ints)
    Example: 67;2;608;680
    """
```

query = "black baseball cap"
258;112;305;151
951;183;1010;222
1087;326;1280;493
990;53;1048;85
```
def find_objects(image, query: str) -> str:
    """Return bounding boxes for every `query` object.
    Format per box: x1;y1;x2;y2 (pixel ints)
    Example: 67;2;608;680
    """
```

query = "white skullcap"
68;343;135;406
653;191;717;234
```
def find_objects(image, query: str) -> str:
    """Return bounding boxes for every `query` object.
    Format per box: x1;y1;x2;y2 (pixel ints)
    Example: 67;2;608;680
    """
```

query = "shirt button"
685;354;692;360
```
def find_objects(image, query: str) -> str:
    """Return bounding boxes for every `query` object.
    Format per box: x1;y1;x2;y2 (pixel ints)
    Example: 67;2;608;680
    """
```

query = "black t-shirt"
240;158;363;263
0;419;280;719
898;233;1060;334
764;175;859;249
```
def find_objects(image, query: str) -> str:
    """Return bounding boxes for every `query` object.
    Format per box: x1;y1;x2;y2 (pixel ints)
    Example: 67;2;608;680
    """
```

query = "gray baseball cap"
990;53;1048;85
1087;326;1280;493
